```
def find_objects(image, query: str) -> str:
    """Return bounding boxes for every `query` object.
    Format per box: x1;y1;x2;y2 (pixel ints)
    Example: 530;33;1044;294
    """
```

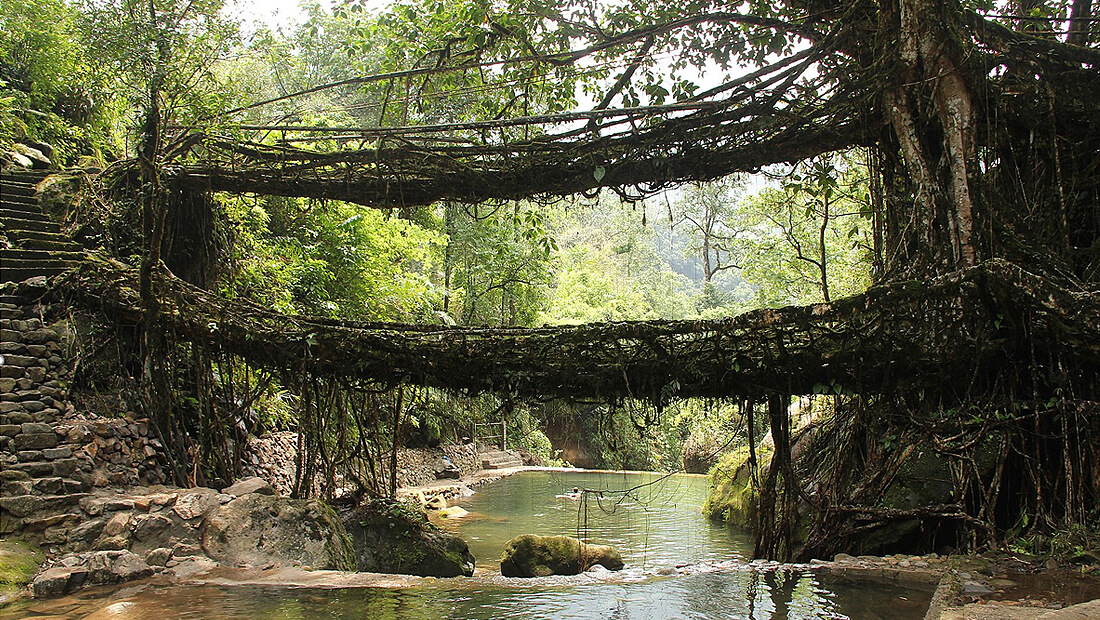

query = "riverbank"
821;552;1100;620
4;422;1098;617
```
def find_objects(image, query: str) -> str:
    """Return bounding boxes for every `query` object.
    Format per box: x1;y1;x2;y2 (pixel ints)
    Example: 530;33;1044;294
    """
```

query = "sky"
226;0;306;30
227;0;391;31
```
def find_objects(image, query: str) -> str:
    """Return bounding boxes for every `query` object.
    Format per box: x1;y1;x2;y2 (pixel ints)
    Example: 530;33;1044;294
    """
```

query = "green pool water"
1;470;934;619
435;470;752;571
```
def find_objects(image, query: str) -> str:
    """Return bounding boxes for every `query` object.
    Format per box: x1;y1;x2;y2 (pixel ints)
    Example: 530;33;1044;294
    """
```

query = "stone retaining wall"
0;288;171;552
242;432;483;496
1;297;92;541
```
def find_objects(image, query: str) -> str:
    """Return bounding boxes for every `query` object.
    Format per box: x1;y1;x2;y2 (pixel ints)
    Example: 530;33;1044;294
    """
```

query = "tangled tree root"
53;257;1100;559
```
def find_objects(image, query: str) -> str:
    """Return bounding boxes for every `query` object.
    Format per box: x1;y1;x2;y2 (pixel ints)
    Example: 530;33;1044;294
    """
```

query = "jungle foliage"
10;0;1099;562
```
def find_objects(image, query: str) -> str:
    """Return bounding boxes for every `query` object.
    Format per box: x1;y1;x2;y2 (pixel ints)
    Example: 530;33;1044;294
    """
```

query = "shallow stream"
2;470;934;619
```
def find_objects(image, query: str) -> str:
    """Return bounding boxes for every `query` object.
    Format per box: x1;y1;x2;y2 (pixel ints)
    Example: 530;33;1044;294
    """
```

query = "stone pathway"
1;171;84;284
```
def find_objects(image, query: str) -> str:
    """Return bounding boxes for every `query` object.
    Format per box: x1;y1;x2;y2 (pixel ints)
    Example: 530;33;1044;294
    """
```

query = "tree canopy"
6;0;1098;562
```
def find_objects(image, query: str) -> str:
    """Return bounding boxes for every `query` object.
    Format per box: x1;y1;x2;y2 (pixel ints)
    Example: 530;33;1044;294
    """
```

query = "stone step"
1;477;88;497
0;207;51;223
479;449;524;470
0;216;61;234
8;237;83;252
2;189;37;201
1;182;37;198
1;248;85;262
2;263;77;283
482;458;523;470
0;172;48;185
0;493;90;519
2;257;82;270
6;229;72;243
1;199;38;212
0;492;91;534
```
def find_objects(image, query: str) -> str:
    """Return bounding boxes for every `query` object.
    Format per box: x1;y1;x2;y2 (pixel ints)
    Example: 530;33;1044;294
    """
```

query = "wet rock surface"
31;550;152;597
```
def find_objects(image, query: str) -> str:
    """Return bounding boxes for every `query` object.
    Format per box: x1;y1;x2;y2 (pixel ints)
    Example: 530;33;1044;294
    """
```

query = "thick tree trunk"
138;13;187;487
1067;0;1094;46
881;0;978;272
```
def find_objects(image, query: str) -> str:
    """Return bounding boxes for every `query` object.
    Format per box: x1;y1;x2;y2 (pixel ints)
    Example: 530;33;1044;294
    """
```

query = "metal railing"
473;421;506;451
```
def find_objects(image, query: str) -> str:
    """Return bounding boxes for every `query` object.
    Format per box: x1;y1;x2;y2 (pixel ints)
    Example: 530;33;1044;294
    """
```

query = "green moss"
314;500;356;571
702;445;771;529
1;538;44;591
501;535;583;577
500;534;621;577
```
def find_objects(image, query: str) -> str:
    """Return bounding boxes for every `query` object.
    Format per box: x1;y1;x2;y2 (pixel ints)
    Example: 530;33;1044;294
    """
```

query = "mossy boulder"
499;534;623;577
38;172;84;220
343;499;475;577
201;494;354;570
703;445;771;529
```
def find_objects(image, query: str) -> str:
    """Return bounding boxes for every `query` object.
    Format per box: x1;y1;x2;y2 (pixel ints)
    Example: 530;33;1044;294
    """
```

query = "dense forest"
2;0;1097;562
1;0;875;470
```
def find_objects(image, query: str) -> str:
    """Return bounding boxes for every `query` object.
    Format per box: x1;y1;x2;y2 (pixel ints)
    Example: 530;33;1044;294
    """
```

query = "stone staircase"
1;170;84;283
0;282;173;557
479;449;524;470
0;285;94;543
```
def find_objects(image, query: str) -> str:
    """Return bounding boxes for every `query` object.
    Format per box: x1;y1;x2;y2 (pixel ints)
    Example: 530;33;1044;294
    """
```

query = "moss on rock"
0;537;44;602
343;499;475;577
703;445;770;529
499;534;623;577
201;494;355;571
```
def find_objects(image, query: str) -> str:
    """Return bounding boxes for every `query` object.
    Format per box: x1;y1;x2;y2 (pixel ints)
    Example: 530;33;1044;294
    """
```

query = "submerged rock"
437;506;468;519
343;499;475;577
500;534;623;577
201;494;354;571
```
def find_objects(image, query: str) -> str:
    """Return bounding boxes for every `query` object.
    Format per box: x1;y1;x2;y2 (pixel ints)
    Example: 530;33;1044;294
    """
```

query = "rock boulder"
32;551;151;597
500;534;623;577
343;499;475;577
223;476;276;497
201;494;354;570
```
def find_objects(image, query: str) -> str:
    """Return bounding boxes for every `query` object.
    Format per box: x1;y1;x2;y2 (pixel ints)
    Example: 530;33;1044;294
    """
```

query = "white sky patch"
226;0;308;31
227;0;395;32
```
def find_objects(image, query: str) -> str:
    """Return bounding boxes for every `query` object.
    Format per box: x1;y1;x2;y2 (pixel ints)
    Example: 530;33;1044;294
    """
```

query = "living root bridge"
58;258;1099;403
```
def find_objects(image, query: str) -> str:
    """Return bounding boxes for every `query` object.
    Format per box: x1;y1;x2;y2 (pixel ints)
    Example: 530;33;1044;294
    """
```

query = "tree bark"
1067;0;1094;46
882;0;978;271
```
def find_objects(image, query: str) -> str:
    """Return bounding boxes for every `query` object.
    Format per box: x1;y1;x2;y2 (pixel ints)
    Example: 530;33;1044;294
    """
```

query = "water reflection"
439;470;751;571
2;564;929;620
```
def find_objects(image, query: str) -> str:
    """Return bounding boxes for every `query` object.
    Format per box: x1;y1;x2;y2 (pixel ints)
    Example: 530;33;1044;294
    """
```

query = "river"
2;470;934;619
